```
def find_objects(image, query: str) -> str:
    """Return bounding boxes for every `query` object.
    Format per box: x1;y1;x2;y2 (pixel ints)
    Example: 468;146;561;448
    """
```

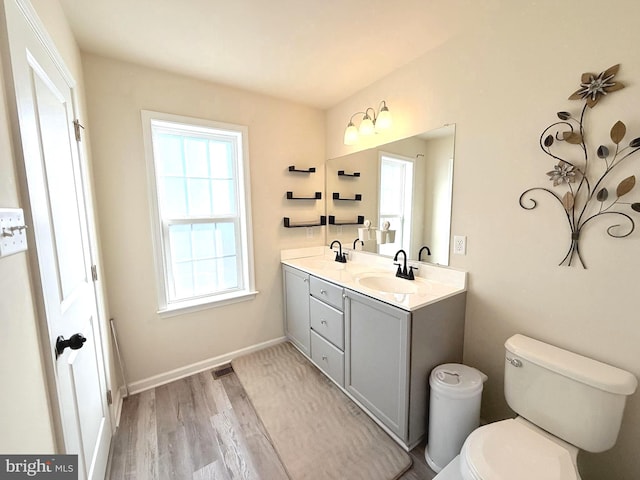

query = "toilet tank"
504;334;637;452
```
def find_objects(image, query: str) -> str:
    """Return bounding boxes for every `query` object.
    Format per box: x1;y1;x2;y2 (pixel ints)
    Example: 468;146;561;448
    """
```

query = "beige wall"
327;1;640;478
81;54;325;384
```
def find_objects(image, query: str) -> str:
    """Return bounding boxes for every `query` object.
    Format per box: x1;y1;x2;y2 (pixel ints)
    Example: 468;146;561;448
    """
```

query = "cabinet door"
345;289;410;440
283;265;310;355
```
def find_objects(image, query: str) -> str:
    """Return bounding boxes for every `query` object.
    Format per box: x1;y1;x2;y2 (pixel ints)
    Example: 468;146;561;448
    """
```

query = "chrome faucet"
393;249;416;280
330;240;347;263
418;246;431;262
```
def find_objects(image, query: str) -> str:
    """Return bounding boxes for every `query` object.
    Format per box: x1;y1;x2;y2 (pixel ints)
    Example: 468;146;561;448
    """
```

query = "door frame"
0;0;113;453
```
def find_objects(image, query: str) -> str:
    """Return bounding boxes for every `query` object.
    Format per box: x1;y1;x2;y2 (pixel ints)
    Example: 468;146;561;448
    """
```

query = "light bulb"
375;105;392;130
359;114;375;136
343;123;359;145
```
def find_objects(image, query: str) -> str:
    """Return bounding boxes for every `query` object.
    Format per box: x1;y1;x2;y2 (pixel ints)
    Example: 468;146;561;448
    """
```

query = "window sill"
157;290;259;318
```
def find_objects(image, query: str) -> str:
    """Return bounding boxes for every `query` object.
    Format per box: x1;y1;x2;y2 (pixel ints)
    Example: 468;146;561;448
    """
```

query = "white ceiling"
58;0;468;109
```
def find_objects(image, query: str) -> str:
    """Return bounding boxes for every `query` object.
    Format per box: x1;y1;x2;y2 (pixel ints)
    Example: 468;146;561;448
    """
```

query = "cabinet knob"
303;278;308;283
321;320;327;325
320;289;327;294
322;355;328;361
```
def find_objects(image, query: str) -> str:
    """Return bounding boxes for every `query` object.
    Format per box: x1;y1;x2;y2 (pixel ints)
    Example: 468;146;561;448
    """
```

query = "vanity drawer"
311;330;345;387
309;276;344;311
310;296;344;350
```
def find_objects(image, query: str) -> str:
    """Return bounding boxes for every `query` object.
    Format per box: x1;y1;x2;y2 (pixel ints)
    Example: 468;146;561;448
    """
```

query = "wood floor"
108;367;436;480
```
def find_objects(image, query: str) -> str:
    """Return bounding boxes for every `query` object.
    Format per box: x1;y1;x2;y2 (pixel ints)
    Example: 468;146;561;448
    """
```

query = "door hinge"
73;119;85;142
91;264;98;282
106;389;113;405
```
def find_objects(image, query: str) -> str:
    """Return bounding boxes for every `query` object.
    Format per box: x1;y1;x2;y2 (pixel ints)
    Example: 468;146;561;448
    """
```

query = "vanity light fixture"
343;101;392;145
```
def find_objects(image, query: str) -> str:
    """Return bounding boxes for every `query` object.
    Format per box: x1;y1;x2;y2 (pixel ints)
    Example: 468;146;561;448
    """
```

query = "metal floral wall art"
520;64;640;268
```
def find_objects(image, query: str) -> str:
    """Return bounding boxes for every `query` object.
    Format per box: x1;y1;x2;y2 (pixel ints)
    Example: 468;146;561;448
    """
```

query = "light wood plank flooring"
108;368;436;480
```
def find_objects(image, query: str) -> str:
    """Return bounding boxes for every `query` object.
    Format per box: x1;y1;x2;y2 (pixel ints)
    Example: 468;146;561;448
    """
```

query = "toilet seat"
459;419;578;480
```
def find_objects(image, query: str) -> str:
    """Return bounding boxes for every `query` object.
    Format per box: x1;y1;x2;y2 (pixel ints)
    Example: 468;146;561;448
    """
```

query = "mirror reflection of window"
378;153;414;256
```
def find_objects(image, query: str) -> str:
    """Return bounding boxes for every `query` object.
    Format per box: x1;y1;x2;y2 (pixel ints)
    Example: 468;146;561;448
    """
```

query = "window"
377;152;414;256
142;111;255;315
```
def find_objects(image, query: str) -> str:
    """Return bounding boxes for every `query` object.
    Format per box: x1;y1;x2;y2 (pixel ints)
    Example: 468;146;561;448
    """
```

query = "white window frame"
142;110;256;316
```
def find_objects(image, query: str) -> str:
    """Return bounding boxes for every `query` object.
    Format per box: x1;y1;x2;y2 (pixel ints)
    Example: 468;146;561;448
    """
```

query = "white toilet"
434;334;638;480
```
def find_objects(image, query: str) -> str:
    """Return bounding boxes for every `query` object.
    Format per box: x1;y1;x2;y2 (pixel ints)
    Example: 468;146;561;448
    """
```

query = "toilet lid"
461;420;578;480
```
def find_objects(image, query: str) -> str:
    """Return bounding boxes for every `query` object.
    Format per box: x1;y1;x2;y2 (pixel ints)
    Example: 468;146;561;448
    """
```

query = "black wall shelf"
333;192;362;201
288;165;316;173
287;191;322;200
283;216;327;228
338;170;360;177
328;215;364;226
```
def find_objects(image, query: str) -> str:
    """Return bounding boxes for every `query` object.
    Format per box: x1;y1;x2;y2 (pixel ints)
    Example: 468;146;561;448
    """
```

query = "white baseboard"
125;336;287;396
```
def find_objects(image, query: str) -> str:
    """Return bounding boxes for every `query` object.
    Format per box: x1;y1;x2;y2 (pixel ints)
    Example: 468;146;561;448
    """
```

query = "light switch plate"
0;208;28;257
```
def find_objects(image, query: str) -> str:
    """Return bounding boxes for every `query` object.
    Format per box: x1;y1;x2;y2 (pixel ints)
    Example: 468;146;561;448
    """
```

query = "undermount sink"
357;274;418;294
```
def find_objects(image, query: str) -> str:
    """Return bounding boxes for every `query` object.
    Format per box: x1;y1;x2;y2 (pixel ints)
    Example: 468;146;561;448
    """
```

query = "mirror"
325;124;455;265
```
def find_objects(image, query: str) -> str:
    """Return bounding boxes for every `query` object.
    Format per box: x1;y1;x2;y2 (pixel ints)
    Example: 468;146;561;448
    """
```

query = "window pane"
168;222;239;300
173;262;194;299
187;178;212;216
184;138;209;178
219;256;239;289
160;177;187;217
211;179;235;215
192;223;215;259
210;140;233;178
169;224;192;262
193;259;216;295
216;222;237;256
155;134;183;176
380;159;405;215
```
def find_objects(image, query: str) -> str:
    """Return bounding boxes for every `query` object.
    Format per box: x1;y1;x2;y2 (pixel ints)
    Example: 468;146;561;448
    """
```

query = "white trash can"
425;363;487;473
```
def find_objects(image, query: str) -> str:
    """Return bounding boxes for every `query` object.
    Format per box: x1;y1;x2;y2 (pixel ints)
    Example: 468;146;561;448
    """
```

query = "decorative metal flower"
568;64;624;108
520;64;640;268
546;161;577;186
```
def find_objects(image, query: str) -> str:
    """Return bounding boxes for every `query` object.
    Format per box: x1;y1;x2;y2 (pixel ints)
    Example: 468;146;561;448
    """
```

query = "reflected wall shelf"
283;216;327;228
288;165;316;173
333;193;362;201
328;215;364;226
337;170;360;177
287;191;322;200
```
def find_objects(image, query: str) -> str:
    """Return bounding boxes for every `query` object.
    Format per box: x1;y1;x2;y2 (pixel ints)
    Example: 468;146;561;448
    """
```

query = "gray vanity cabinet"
344;288;466;448
282;263;466;449
345;289;410;440
282;264;310;355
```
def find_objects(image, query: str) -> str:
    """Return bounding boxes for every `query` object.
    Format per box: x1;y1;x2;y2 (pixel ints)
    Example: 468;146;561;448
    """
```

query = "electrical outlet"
0;208;28;257
453;235;467;255
306;227;314;239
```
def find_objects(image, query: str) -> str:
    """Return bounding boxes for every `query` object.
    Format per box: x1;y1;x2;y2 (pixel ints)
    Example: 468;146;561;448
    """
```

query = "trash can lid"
430;363;488;397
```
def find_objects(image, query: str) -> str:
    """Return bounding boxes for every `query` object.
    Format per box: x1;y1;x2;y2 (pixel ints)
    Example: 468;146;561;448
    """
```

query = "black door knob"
56;333;87;357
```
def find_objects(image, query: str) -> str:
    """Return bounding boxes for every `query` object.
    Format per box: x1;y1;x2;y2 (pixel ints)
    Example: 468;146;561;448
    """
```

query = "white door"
2;1;111;478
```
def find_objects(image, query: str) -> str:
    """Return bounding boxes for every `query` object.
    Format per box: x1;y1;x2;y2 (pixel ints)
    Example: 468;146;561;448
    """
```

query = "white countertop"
281;247;467;311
